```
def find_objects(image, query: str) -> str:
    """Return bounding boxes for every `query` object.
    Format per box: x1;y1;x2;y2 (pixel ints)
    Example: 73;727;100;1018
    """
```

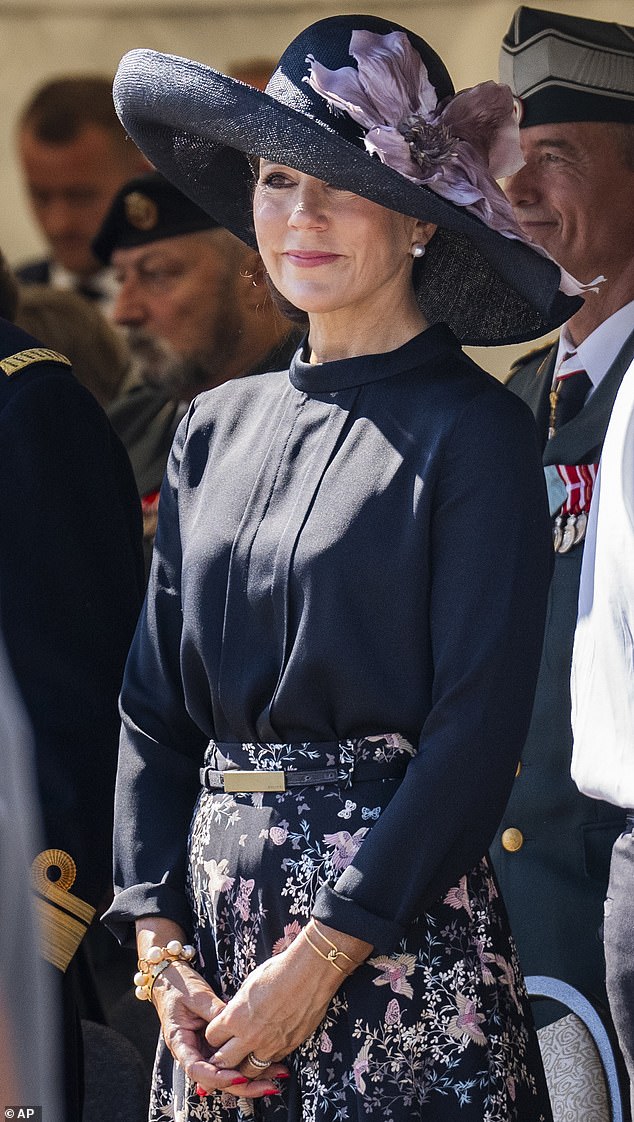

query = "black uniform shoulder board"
0;347;72;378
508;341;553;376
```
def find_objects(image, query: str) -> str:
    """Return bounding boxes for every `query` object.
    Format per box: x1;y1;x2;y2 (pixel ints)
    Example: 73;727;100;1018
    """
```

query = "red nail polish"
230;1077;250;1085
195;1084;208;1097
276;1073;291;1079
268;1089;282;1096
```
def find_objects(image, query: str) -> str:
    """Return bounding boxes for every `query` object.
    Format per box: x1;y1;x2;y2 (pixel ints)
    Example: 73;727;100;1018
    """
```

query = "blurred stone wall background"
0;0;630;376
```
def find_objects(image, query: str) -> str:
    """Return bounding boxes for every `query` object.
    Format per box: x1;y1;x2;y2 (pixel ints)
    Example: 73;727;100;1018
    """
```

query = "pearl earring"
411;244;426;258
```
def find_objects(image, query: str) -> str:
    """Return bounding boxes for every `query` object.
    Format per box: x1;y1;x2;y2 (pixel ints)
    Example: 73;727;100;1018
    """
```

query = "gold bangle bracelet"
148;958;174;1002
133;957;176;1003
311;919;364;969
304;926;347;974
303;919;363;976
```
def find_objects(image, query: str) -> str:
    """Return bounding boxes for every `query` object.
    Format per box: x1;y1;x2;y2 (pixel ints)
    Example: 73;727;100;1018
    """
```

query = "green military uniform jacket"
108;333;302;576
490;326;634;1009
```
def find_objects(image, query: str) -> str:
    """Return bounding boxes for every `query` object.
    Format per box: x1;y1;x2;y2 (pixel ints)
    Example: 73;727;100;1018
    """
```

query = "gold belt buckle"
223;770;286;793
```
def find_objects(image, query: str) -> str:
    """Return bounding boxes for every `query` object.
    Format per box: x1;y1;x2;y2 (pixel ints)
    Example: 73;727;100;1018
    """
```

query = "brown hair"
19;76;139;164
15;286;130;407
262;272;309;328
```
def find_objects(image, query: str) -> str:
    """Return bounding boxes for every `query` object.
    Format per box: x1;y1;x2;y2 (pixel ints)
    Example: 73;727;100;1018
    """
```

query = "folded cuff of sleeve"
312;883;407;954
101;882;193;946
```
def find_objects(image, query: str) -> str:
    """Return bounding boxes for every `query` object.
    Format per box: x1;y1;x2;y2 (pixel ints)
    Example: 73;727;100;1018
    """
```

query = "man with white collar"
491;6;634;1016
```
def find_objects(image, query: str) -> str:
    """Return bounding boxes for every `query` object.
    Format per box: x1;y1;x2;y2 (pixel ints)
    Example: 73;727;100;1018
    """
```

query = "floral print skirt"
149;736;552;1122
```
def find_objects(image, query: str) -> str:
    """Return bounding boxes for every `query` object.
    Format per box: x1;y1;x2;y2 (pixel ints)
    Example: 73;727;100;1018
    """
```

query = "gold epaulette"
31;849;96;972
0;347;71;377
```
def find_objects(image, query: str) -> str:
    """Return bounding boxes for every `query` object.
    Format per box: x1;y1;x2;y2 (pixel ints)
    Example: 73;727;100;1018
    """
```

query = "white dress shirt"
555;299;634;392
571;346;634;809
49;260;119;317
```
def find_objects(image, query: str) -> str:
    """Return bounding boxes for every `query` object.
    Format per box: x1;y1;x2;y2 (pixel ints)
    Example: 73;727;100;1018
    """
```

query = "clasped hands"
150;923;363;1098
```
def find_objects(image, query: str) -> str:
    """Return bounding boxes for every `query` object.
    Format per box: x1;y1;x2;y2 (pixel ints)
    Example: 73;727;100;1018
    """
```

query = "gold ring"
247;1052;271;1070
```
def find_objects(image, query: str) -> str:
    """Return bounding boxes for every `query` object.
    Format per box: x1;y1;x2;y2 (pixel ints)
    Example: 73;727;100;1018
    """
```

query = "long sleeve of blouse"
105;326;552;950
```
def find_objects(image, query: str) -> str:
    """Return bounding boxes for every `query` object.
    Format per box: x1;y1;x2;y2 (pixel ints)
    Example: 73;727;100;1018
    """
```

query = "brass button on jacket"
501;827;524;853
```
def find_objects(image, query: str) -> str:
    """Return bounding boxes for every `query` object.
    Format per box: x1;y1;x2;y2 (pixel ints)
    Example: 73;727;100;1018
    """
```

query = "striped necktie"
548;350;591;438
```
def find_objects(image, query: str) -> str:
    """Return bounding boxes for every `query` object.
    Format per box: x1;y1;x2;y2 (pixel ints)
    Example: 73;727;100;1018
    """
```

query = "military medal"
573;509;587;546
559;514;577;553
550;465;597;553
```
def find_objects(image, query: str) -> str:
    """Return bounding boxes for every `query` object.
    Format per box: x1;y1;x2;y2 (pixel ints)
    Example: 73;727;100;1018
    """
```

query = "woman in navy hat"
103;14;581;1120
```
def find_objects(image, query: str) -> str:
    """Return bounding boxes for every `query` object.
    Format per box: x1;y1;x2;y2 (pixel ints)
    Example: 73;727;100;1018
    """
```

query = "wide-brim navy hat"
113;13;580;346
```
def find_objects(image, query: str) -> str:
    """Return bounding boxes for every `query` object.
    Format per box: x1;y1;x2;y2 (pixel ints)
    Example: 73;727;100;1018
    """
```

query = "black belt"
199;758;409;794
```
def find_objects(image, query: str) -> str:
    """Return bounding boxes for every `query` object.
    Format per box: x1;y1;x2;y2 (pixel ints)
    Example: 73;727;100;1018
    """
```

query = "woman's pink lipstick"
284;250;341;267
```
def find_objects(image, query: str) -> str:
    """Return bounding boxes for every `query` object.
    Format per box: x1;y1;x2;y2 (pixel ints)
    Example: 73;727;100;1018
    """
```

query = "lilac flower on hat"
306;30;601;296
306;30;524;237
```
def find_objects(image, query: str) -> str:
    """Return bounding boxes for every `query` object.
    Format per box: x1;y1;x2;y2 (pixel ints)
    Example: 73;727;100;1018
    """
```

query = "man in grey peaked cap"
491;4;634;1036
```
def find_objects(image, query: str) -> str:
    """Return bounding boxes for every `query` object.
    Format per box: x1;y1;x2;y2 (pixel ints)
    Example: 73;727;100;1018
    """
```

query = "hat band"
500;30;634;122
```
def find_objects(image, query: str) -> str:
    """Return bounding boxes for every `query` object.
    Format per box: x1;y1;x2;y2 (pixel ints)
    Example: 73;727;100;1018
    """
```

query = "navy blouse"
106;324;552;952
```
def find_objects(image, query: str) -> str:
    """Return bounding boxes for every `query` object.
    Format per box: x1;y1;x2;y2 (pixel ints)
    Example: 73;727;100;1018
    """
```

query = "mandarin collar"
289;323;458;393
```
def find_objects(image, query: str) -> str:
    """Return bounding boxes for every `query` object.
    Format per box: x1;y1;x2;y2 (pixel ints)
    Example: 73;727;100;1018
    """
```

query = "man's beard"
125;326;241;400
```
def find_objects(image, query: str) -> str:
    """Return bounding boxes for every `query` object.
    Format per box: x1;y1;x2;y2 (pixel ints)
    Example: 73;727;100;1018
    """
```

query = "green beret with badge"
93;171;219;264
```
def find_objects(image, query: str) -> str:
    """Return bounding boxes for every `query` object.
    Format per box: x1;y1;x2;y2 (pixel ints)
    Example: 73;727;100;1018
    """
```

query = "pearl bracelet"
134;939;196;1002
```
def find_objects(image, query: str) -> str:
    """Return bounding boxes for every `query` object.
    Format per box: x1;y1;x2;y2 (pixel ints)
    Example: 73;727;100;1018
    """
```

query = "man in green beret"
95;172;298;570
